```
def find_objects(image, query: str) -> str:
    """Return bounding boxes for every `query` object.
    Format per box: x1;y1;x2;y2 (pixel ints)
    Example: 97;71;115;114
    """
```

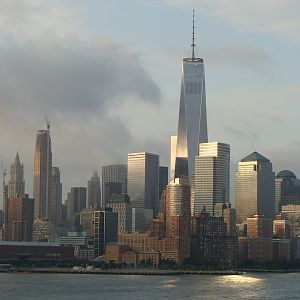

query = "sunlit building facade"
165;178;191;263
33;127;52;220
127;152;159;215
236;152;275;224
171;14;208;182
193;142;230;216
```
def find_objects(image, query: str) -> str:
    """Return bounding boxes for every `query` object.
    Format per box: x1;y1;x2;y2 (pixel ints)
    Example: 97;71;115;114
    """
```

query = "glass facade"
173;58;208;182
102;164;127;206
33;129;52;220
127;152;159;216
236;152;275;224
87;171;101;209
193;142;230;216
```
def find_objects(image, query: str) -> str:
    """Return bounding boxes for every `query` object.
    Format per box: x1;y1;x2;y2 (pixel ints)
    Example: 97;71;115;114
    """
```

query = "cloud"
0;0;162;205
205;44;274;73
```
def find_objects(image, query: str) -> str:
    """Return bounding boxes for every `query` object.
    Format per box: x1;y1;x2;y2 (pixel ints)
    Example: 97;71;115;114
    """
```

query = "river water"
1;272;299;299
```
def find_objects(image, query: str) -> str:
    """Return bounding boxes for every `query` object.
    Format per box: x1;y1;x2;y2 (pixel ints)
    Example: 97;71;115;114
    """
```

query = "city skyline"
1;1;300;208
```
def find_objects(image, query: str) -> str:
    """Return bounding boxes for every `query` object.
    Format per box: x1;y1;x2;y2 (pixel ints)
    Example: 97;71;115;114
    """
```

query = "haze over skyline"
1;0;300;208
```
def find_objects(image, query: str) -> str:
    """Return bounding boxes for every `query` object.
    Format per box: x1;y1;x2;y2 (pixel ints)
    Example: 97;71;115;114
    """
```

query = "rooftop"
241;151;270;163
276;170;296;179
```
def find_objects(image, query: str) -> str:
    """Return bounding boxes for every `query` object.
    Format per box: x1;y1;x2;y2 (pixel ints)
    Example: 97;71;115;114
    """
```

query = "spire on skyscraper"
191;8;196;61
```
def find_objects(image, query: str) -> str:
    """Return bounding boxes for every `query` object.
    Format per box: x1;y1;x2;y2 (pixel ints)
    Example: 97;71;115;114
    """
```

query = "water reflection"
217;274;263;285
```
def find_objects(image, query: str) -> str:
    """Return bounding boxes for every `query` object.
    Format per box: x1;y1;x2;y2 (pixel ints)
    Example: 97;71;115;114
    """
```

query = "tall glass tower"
171;10;208;182
33;122;52;220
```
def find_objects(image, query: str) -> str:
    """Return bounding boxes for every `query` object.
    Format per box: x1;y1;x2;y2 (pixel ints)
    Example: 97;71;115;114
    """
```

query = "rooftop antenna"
191;8;196;61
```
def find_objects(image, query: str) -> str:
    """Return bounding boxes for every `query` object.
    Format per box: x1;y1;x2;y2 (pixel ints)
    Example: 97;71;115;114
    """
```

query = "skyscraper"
88;171;101;209
159;166;168;202
5;194;34;241
49;167;62;228
66;187;86;229
127;152;159;215
236;151;275;224
102;164;127;206
193;142;230;216
94;208;118;257
165;178;191;263
171;11;208;182
8;153;25;199
33;123;52;220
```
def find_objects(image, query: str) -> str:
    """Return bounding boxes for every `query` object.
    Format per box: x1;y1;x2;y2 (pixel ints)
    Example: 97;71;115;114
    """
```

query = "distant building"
273;213;290;239
236;151;275;224
102;164;127;206
127;152;159;216
49;167;62;229
80;208;95;237
275;170;300;213
66;187;86;229
159;166;168;203
193;142;230;216
33;125;52;220
106;194;132;239
8;153;25;199
94;208;118;257
247;214;273;262
131;208;153;232
103;182;122;204
88;171;101;209
32;219;49;241
281;205;300;237
165;178;191;263
5;194;34;241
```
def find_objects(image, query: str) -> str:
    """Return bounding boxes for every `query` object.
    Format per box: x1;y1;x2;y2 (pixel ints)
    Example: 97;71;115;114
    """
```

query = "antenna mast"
191;9;196;61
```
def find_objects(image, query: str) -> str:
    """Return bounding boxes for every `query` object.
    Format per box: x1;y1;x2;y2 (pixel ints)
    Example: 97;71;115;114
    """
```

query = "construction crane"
45;115;50;132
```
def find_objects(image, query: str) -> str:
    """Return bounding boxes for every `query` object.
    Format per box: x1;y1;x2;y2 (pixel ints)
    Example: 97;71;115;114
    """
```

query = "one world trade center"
170;10;208;183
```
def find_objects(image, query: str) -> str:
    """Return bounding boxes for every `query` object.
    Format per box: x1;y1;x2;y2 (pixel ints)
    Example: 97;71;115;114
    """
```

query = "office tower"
275;170;300;213
273;213;290;239
170;136;177;180
94;208;118;257
193;142;230;216
106;194;132;238
48;167;62;229
165;178;191;263
8;153;25;199
131;208;153;232
66;187;87;229
33;123;52;220
128;152;159;215
159;166;168;202
191;212;227;262
0;209;3;227
247;214;273;262
281;205;300;237
32;218;49;241
104;182;122;204
88;171;101;209
80;208;96;237
5;194;34;241
236;151;275;224
171;11;208;182
102;164;127;205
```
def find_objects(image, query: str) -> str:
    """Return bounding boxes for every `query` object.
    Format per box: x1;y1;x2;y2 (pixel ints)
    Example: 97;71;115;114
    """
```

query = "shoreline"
13;267;242;276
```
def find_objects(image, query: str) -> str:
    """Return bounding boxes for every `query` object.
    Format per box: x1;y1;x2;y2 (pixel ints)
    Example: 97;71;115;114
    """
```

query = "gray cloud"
0;0;162;206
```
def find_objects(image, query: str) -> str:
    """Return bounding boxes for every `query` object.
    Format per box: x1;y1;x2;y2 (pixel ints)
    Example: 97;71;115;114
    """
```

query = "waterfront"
1;272;300;299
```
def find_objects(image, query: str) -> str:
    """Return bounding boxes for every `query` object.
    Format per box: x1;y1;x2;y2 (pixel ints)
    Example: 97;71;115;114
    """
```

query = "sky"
1;0;300;208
